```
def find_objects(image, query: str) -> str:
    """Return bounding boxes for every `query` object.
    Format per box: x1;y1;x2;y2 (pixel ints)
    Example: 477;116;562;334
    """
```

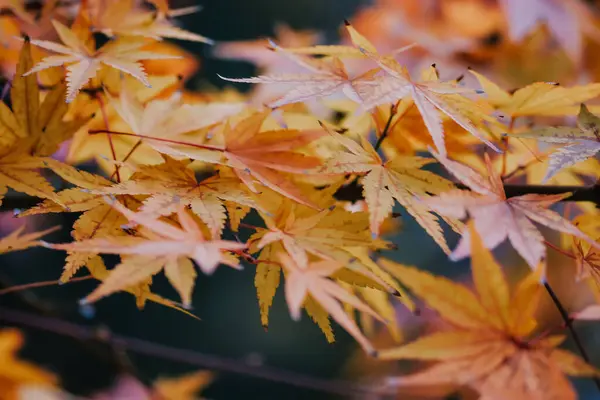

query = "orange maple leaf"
377;225;600;399
154;111;326;208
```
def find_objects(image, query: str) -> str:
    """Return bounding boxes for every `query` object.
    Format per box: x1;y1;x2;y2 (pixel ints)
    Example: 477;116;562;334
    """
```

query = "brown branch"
334;179;600;205
373;103;397;151
0;307;383;398
0;183;597;215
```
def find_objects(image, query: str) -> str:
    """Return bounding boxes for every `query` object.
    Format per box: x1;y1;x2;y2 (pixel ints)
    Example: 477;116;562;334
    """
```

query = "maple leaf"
248;187;407;335
85;0;212;44
83;255;200;314
89;155;258;237
157;110;326;208
18;161;138;282
506;104;600;181
279;252;383;355
24;20;181;103
67;83;240;172
322;123;457;253
0;225;58;254
337;23;500;155
423;149;600;269
470;70;600;117
106;88;246;154
45;198;246;307
377;225;600;399
0;38;89;206
499;0;600;62
219;40;376;108
553;214;600;301
0;329;56;399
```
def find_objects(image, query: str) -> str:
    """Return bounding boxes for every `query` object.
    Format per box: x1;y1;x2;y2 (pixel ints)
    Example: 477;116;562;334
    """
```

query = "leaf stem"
95;95;121;183
543;282;600;392
334;178;600;204
109;139;143;180
544;240;576;259
500;117;516;177
88;130;225;152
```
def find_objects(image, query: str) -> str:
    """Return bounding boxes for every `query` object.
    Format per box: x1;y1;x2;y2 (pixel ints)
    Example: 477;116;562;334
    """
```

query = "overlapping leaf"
45;198;246;307
322;124;457;253
158;110;326;208
424;149;600;269
507;104;600;181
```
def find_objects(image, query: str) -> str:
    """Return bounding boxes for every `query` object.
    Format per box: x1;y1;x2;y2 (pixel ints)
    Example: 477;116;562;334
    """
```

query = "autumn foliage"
2;0;600;398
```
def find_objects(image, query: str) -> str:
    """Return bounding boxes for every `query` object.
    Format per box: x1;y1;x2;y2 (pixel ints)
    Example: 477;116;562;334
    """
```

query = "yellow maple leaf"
0;225;58;254
46;198;246;307
471;69;600;117
89;155;258;237
0;39;89;206
247;188;409;339
25;20;180;103
322;123;458;253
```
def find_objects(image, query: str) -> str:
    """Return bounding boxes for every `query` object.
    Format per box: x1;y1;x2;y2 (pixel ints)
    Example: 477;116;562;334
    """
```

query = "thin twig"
88;130;225;152
373;103;398;151
0;275;93;296
544;240;575;259
95;95;121;183
543;282;600;392
0;307;382;398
